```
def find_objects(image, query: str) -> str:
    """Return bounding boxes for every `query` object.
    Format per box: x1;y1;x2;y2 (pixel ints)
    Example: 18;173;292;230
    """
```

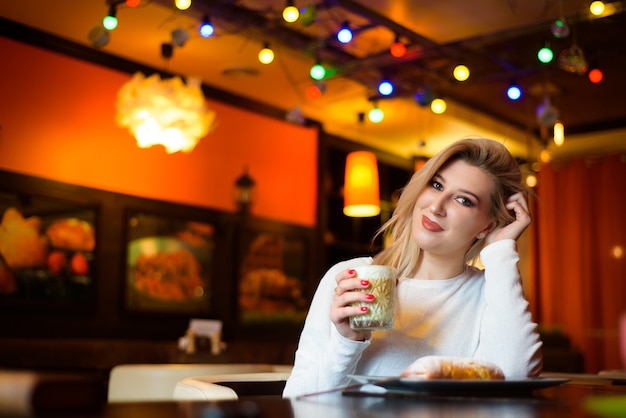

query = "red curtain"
533;154;626;372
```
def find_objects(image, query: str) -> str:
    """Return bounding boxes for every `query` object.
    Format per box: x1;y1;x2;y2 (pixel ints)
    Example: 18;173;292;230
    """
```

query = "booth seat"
107;363;292;402
172;370;292;401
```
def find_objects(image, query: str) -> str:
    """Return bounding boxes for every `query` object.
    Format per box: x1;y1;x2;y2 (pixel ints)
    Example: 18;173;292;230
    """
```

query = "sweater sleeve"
282;258;372;398
476;239;543;378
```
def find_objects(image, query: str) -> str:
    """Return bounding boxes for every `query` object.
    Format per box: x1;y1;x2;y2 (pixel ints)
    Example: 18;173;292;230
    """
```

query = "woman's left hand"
486;192;531;244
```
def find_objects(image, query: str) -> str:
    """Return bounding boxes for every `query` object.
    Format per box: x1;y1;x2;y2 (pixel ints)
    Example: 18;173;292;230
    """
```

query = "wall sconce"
116;72;216;153
343;151;380;217
234;167;256;214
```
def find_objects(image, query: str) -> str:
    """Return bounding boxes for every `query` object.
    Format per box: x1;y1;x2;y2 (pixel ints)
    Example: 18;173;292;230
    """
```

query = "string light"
126;0;140;7
378;80;394;96
258;42;274;64
310;61;326;80
337;21;353;44
389;36;406;58
506;82;522;101
368;103;384;123
199;15;214;38
537;41;554;64
431;98;447;114
453;64;470;81
175;0;191;11
588;67;603;83
102;4;118;31
282;0;299;23
590;1;605;16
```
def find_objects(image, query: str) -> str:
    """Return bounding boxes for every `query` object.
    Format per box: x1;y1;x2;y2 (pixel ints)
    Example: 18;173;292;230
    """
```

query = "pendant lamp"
343;151;380;217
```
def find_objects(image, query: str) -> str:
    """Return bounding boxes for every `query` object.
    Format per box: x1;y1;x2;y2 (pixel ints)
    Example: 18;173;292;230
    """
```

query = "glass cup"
349;265;397;331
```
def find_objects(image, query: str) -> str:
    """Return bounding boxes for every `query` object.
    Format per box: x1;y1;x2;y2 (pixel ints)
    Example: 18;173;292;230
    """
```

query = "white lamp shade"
343;151;380;217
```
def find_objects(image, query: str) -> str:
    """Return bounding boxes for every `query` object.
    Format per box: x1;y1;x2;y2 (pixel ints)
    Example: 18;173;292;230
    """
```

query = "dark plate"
348;375;570;394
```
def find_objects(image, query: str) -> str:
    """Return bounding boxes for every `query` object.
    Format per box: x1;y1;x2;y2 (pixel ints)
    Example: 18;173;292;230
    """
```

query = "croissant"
401;356;505;380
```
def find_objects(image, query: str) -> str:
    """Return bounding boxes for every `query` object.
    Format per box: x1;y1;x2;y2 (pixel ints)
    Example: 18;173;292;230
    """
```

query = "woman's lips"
421;215;443;232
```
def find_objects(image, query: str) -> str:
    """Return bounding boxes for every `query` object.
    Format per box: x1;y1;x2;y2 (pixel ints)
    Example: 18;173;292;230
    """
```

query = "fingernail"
348;269;355;275
360;306;368;312
365;294;374;300
360;280;369;286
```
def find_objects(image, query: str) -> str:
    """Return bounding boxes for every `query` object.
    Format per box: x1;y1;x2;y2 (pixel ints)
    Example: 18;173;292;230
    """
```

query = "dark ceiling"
2;0;626;157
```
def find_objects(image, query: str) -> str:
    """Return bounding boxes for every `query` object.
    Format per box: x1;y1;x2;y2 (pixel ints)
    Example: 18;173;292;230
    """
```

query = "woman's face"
412;159;495;259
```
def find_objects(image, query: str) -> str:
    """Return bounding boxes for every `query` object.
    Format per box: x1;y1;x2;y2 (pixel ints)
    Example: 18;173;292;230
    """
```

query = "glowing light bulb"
378;80;394;96
431;98;447;114
588;68;603;83
390;40;406;58
337;22;353;44
453;64;470;81
126;0;140;7
258;43;274;64
199;16;214;38
553;121;564;146
368;107;384;123
175;0;191;10
283;2;299;22
590;1;605;16
310;63;325;80
537;44;554;64
507;83;522;101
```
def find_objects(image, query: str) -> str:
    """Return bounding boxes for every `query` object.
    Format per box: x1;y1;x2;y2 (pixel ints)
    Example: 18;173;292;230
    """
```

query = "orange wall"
0;37;318;226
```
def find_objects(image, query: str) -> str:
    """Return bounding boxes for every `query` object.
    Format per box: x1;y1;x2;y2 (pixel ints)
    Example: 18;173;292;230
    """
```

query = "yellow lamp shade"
343;151;380;217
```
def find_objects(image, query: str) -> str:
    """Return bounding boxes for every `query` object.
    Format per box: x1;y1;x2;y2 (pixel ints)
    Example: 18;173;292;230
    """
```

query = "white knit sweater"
282;239;543;397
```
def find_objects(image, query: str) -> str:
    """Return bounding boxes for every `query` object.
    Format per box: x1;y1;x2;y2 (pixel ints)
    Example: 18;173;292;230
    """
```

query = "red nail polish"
365;294;374;300
348;269;355;275
361;280;369;286
360;306;368;312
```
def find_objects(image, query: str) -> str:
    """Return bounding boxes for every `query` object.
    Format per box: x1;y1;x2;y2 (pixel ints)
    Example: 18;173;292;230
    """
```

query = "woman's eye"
431;180;443;191
455;196;474;207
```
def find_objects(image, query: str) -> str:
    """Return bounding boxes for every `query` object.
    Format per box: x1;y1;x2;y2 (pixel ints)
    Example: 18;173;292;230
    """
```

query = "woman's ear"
477;221;496;240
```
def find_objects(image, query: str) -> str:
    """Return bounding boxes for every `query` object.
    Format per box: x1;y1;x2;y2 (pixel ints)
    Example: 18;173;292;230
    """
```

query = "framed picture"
237;219;314;325
0;190;98;310
124;210;217;315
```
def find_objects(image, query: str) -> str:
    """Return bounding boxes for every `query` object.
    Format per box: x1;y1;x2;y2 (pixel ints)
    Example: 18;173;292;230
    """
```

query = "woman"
283;137;543;397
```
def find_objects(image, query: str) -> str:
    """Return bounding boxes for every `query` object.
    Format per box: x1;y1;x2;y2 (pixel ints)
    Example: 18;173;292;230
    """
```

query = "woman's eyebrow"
436;172;482;203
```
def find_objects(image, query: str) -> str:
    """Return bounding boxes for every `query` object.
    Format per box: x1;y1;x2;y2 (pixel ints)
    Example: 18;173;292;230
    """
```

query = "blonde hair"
372;137;526;279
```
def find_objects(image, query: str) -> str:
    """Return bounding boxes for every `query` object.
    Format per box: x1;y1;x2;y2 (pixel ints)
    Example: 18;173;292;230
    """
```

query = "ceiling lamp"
536;96;559;127
453;64;470;81
414;86;433;107
343;151;380;217
171;28;190;47
306;80;326;100
87;24;110;49
553;120;565;146
199;15;214;38
551;17;570;38
258;42;274;64
116;72;217;154
558;43;588;74
390;36;406;58
337;21;353;44
282;0;299;23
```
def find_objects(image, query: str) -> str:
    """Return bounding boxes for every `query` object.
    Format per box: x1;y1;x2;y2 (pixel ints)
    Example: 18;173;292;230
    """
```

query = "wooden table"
67;381;625;418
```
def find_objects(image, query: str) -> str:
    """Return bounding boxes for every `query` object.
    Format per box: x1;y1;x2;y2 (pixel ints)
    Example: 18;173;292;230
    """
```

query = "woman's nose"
429;196;446;216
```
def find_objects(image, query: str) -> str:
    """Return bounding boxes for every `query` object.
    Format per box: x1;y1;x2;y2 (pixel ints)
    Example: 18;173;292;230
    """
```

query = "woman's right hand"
330;268;374;341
